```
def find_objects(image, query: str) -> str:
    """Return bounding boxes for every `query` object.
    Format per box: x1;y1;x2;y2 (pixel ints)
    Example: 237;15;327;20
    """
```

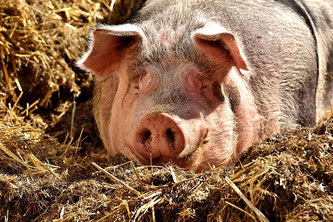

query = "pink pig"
79;0;333;171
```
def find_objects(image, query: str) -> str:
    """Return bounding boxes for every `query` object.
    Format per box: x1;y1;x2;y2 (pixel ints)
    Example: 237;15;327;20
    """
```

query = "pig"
78;0;333;171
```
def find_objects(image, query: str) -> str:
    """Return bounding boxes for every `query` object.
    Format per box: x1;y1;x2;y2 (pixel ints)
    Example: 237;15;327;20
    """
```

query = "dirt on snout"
0;0;333;221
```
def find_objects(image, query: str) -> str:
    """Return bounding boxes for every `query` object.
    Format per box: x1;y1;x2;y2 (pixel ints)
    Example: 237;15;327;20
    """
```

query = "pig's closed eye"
197;80;224;104
130;83;140;96
134;86;140;95
130;72;154;96
130;73;144;95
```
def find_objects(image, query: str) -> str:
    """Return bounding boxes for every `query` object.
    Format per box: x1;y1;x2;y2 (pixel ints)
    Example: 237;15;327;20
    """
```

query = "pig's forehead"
135;23;204;67
130;7;221;73
135;53;191;72
139;21;194;47
133;51;215;80
135;39;203;65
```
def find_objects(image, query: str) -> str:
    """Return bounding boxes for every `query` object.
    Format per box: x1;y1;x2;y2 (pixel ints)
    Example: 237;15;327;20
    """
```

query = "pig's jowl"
78;0;333;171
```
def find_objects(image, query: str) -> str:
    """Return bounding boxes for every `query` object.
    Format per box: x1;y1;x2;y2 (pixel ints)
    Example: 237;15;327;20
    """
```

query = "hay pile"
1;113;332;221
0;0;143;141
0;0;332;221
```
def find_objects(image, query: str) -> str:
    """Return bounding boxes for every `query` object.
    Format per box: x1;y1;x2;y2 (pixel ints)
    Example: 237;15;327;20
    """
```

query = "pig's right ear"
77;24;146;77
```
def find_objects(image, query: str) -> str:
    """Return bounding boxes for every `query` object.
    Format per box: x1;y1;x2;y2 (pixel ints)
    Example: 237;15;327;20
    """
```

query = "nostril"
166;128;175;143
141;130;152;144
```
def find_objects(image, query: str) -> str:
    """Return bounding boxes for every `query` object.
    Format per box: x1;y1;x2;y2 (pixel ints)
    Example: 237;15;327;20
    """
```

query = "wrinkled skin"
79;0;333;172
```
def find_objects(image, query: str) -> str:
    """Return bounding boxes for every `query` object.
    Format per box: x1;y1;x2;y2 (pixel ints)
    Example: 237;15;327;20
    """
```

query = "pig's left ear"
77;24;146;77
192;23;249;75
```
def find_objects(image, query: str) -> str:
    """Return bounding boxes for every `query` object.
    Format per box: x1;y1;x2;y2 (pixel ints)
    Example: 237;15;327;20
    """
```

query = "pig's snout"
133;113;186;161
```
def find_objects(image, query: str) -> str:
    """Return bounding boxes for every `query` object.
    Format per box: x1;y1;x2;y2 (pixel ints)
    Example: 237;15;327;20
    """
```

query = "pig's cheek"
189;103;236;170
225;68;266;154
108;103;123;153
119;93;138;131
97;79;119;155
108;81;134;153
206;105;236;162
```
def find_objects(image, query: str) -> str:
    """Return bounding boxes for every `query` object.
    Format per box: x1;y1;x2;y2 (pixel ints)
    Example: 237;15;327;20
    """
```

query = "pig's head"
78;22;262;171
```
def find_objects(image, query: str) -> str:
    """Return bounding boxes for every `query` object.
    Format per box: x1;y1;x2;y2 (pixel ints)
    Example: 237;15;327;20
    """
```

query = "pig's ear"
192;23;249;74
77;24;146;77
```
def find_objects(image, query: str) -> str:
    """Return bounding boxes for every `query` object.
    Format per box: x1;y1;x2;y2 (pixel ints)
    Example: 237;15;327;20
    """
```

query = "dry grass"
0;0;332;221
0;111;332;221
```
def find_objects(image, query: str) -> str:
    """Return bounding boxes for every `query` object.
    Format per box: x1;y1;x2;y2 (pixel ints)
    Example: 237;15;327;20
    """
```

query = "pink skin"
79;23;276;171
